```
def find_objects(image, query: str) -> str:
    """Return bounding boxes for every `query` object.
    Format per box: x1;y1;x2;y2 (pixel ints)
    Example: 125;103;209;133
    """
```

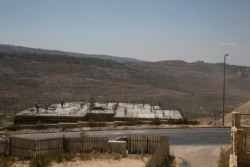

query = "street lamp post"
222;54;229;126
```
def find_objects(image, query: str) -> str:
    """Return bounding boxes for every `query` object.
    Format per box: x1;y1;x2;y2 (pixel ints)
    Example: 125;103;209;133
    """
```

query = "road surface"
86;127;231;167
85;128;230;145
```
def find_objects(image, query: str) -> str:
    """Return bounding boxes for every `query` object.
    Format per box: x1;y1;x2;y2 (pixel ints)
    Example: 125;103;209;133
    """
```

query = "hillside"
225;101;250;126
0;44;141;63
0;45;250;122
127;61;250;118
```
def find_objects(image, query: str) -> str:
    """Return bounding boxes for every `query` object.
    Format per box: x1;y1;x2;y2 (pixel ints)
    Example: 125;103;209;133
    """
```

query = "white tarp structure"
16;102;183;120
16;102;89;117
114;103;182;119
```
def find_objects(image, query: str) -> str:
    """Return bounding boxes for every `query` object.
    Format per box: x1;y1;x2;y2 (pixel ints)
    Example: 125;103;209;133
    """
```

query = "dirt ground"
172;145;230;167
13;159;148;167
12;154;150;167
50;158;149;167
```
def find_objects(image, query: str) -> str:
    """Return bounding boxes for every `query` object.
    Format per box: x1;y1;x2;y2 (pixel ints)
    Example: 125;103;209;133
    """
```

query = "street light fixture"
222;54;229;126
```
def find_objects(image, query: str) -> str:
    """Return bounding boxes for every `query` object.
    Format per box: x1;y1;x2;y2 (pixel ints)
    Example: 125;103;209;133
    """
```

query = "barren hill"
0;44;141;63
0;45;250;121
225;101;250;126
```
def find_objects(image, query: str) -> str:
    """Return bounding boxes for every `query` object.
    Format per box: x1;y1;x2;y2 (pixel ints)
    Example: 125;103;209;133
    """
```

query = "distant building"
14;102;183;124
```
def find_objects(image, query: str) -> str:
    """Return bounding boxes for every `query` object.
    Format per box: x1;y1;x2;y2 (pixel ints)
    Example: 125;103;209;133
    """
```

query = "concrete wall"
10;137;63;158
230;112;250;167
146;137;169;167
108;141;127;156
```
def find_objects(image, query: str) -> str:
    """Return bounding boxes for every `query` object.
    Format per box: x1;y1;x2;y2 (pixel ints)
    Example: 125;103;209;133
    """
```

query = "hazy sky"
1;0;250;66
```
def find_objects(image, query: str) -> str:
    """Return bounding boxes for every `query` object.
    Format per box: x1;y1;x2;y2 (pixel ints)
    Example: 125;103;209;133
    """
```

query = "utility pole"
222;54;229;126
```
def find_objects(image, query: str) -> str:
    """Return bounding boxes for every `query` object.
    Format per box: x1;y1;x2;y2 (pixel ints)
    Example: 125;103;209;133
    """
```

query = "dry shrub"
80;153;92;161
218;147;230;167
0;155;14;167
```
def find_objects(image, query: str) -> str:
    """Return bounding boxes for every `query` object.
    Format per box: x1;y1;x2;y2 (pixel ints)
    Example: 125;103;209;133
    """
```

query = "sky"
0;0;250;66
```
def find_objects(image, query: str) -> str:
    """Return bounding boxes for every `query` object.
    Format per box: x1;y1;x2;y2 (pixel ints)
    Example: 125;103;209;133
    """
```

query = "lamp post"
222;54;229;126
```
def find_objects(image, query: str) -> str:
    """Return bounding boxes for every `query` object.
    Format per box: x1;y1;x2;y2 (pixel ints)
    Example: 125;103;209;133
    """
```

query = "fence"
5;133;171;167
0;136;9;155
9;136;109;158
10;137;63;158
61;135;165;154
230;112;250;167
128;135;167;154
63;137;82;153
64;136;108;153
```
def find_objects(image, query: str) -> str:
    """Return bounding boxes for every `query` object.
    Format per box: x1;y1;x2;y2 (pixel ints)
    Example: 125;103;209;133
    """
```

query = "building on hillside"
14;102;183;124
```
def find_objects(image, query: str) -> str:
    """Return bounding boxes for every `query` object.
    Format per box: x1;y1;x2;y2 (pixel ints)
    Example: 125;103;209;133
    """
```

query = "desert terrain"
1;45;250;124
1;45;249;167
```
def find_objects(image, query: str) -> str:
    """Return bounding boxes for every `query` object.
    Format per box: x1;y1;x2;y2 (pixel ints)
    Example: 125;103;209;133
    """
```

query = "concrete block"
108;141;127;156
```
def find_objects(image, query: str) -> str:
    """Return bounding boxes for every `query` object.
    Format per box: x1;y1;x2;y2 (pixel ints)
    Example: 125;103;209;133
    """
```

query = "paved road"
85;128;230;145
12;127;230;146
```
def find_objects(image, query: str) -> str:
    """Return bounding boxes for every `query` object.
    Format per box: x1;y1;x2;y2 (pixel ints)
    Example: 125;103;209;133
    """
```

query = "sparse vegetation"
5;124;20;131
28;151;129;167
1;47;250;124
0;53;128;70
30;154;52;167
151;117;161;125
113;153;122;160
30;152;75;167
167;118;199;125
80;153;92;161
0;155;14;167
5;123;82;131
218;147;230;167
87;120;107;127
